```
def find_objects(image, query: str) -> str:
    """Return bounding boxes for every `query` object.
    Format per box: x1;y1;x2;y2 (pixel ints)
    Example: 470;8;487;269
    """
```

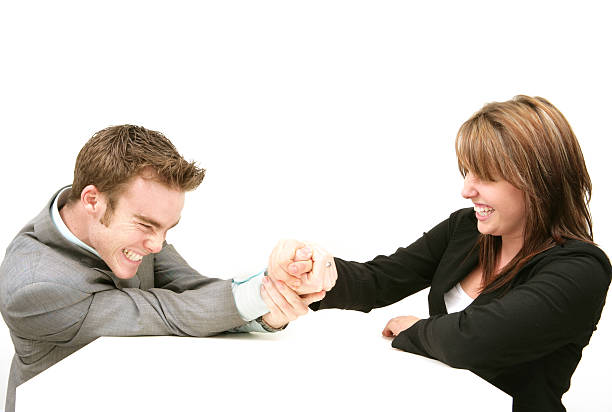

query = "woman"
304;95;611;411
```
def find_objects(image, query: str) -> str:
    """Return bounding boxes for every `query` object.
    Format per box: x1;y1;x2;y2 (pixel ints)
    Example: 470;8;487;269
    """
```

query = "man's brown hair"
69;125;205;223
455;95;593;293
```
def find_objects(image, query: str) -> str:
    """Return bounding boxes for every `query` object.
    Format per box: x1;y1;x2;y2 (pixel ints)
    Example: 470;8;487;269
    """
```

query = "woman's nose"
461;174;478;199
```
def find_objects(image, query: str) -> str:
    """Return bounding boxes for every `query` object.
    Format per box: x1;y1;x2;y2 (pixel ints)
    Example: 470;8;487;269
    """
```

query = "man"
0;125;331;412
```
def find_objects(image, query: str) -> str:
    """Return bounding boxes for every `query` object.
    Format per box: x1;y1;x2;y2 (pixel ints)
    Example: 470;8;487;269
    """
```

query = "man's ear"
80;185;105;217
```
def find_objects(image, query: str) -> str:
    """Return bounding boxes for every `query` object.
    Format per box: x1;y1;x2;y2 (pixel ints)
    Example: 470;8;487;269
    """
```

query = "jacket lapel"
429;218;480;315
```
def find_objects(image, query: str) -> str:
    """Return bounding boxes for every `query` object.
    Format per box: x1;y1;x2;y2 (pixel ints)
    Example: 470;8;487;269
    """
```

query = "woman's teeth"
474;206;494;217
123;249;143;262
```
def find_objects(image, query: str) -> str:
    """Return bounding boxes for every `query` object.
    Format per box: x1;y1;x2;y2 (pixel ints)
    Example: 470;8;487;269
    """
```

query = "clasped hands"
261;239;420;336
261;240;337;329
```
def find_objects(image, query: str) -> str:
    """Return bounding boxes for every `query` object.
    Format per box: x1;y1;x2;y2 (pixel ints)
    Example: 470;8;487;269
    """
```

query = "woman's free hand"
382;315;421;337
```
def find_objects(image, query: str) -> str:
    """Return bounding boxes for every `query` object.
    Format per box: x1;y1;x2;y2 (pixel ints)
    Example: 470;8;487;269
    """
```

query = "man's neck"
59;201;91;247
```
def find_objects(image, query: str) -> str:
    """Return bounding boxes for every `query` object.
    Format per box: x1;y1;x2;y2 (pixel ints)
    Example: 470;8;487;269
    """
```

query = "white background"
0;1;610;410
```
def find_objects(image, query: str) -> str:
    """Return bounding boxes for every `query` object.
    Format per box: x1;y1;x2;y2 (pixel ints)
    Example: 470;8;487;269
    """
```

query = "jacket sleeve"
391;254;611;371
153;242;226;292
312;211;456;312
3;244;247;347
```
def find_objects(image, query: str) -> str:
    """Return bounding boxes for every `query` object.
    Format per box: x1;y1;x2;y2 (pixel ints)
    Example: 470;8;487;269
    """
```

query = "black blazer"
311;208;611;412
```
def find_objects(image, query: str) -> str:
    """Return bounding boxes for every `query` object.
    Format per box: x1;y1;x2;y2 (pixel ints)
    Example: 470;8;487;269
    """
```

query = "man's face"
89;176;185;279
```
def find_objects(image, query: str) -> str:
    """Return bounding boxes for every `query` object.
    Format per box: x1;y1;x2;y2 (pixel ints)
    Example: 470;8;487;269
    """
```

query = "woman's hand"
266;239;337;295
382;315;421;337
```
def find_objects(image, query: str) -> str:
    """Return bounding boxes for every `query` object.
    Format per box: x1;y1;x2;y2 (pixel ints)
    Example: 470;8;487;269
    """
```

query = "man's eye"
139;223;153;230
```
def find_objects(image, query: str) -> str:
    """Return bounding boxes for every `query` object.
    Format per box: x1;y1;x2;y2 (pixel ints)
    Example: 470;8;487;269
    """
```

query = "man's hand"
261;276;326;329
382;316;421;337
267;239;314;289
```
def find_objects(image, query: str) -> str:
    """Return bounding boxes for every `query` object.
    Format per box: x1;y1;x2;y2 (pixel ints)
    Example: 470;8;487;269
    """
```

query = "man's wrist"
257;315;287;332
231;270;270;321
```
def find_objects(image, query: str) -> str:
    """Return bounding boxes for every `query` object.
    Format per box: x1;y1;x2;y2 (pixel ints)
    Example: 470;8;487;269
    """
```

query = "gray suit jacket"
0;188;247;412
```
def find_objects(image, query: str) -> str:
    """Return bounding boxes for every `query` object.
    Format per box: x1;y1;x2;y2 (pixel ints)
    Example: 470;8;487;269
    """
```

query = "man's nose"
144;232;164;254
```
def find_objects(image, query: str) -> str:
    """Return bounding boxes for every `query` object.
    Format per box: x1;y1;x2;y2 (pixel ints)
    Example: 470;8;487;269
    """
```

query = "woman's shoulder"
446;207;479;236
551;239;611;271
528;240;612;288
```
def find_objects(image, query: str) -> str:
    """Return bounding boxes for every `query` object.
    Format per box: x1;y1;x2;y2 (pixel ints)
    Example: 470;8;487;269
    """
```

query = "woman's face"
461;172;526;243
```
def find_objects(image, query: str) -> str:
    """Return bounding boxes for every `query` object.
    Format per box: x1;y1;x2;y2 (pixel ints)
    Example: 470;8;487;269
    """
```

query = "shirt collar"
50;187;101;258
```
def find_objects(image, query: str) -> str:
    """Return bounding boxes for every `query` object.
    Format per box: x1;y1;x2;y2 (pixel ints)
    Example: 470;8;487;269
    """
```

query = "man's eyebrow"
134;214;181;230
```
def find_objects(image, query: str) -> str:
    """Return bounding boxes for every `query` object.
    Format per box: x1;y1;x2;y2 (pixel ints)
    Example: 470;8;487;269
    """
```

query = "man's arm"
4;275;246;348
152;241;317;333
2;236;323;346
0;237;246;347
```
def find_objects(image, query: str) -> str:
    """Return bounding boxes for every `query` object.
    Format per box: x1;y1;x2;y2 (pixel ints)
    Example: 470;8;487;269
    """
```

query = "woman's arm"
311;210;460;312
391;253;611;371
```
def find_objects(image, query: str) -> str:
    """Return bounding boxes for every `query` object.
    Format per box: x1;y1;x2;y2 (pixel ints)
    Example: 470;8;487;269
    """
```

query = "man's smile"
122;248;144;262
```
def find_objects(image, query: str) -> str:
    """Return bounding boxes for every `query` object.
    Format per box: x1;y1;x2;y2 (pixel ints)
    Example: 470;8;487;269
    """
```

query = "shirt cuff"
231;271;270;321
224;317;286;334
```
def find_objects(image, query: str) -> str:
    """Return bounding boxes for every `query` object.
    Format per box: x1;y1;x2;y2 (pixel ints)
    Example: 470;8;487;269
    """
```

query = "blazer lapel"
429;221;480;315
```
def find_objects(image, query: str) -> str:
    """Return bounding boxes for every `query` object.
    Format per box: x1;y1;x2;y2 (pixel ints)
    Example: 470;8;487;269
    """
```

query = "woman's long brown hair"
455;95;593;293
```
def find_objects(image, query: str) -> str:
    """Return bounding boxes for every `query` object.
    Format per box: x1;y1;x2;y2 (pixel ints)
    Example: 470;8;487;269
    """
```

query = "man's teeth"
122;249;143;262
474;206;494;216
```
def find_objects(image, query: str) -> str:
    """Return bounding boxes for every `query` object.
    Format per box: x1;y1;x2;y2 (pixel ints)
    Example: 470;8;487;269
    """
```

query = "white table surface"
17;305;512;412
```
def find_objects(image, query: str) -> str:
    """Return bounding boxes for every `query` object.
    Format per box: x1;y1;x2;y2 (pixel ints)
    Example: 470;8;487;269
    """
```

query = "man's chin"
112;270;138;279
105;262;139;279
107;254;141;279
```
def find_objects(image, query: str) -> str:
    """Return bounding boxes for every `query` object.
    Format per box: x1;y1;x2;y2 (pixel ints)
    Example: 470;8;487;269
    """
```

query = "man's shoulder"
0;234;96;339
2;230;48;273
2;232;80;286
0;229;112;305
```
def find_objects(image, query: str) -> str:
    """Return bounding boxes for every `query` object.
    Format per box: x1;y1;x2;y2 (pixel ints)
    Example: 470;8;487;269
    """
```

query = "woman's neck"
499;234;524;269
